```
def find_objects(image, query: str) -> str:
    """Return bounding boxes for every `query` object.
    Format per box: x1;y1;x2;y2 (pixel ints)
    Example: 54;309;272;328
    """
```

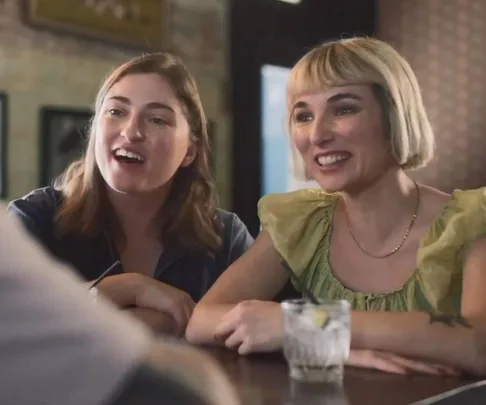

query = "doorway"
230;0;376;236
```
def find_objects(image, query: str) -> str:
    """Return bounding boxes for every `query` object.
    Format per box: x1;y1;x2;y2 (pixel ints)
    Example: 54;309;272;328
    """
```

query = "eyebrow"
293;92;363;109
108;95;175;113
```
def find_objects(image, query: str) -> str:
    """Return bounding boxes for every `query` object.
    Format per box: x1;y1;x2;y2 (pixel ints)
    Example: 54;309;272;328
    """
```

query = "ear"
180;143;197;167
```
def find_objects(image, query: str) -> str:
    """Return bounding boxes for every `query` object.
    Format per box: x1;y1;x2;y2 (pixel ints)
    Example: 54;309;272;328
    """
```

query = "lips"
314;151;351;167
113;147;145;163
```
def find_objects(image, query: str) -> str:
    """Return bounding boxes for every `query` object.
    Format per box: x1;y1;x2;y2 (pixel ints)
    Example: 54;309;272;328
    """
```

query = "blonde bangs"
286;40;381;181
286;37;435;180
287;41;383;105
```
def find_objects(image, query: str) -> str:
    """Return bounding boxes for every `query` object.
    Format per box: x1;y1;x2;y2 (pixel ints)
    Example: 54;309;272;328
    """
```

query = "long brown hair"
55;53;222;255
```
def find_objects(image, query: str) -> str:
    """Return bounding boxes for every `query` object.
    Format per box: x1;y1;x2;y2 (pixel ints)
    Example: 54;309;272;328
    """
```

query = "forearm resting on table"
352;311;486;375
125;308;178;335
185;304;237;344
87;274;142;308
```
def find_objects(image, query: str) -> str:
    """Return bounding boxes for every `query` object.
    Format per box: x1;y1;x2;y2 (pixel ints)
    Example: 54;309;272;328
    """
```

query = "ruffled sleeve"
416;187;486;313
258;188;338;278
258;187;486;314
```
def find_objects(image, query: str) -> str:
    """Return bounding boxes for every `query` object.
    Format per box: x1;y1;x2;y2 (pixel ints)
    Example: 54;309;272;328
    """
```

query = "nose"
120;114;144;142
309;116;335;145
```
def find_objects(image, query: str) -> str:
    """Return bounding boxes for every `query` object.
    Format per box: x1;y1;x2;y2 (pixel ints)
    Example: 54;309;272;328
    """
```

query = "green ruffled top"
258;188;486;314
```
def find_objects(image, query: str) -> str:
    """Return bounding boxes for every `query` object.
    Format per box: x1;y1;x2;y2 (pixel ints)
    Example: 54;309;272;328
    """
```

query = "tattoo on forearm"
428;313;472;329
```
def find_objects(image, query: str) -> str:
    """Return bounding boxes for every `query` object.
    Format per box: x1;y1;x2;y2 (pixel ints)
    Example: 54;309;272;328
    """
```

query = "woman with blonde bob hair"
8;53;252;335
187;37;486;375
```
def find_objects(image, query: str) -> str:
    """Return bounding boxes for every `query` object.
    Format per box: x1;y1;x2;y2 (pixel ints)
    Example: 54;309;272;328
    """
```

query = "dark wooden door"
230;0;376;236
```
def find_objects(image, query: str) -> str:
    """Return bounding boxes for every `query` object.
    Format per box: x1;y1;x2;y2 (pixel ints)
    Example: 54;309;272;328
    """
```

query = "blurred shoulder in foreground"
0;205;240;405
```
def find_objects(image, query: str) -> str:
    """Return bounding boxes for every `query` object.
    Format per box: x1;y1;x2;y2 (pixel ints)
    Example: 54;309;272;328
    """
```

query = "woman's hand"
95;273;195;335
347;349;461;375
211;300;462;375
135;277;195;335
123;307;179;336
214;300;283;355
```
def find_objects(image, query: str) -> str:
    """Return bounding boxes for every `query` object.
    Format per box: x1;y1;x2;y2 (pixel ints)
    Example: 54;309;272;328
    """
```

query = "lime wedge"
312;310;329;328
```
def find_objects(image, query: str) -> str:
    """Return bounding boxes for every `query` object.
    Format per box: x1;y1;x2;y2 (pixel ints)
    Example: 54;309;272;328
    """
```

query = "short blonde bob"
287;36;435;180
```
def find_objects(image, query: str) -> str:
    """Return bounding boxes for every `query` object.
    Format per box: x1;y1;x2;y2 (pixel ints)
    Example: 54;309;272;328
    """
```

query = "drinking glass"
281;299;351;383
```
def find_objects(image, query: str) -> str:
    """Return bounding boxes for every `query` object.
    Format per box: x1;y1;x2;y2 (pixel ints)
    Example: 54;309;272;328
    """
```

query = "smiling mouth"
315;154;350;166
113;148;145;164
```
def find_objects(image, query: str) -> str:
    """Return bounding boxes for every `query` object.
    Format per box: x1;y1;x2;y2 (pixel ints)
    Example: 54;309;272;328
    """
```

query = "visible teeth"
317;155;348;166
115;148;144;162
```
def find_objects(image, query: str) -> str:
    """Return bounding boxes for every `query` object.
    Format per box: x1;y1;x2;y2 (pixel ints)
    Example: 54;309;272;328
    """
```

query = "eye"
334;105;360;116
294;112;313;123
108;108;124;117
148;117;168;126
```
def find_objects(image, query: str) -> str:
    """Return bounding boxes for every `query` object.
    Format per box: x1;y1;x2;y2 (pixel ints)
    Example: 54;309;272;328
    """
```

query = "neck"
341;169;418;245
106;187;169;240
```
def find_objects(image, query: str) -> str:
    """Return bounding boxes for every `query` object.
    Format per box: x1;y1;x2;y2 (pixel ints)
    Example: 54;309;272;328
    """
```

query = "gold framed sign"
23;0;167;49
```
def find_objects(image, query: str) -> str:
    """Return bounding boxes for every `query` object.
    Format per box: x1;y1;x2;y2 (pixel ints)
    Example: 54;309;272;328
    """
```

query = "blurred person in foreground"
8;52;252;336
187;37;486;376
0;207;240;405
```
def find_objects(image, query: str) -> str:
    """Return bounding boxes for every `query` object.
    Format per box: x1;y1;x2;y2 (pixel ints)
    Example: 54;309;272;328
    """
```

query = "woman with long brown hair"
8;53;252;335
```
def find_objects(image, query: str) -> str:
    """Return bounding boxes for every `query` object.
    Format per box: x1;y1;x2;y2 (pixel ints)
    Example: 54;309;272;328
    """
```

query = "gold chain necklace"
345;182;420;259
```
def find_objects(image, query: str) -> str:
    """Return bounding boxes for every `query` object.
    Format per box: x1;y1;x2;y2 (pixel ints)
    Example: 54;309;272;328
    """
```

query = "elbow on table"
469;330;486;376
184;315;198;344
467;356;486;377
185;306;210;344
186;302;236;345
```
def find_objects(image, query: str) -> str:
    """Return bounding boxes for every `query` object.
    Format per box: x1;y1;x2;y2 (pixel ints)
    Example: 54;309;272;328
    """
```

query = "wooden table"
202;347;477;405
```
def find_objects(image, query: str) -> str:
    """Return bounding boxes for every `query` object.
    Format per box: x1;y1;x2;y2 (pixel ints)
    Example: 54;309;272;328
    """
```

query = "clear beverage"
281;299;351;383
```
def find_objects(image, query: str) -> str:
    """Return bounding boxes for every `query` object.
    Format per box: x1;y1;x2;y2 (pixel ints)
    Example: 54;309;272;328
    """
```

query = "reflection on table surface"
200;346;478;405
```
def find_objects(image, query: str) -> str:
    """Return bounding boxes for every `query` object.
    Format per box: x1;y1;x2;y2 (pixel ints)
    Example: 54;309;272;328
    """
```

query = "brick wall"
378;0;486;192
0;0;231;207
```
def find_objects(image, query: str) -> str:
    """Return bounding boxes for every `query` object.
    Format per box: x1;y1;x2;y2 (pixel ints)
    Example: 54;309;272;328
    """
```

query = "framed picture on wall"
22;0;168;49
0;92;7;198
39;107;93;187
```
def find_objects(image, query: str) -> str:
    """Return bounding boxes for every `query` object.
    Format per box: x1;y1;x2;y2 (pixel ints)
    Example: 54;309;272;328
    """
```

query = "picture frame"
0;92;7;198
39;106;93;187
22;0;168;50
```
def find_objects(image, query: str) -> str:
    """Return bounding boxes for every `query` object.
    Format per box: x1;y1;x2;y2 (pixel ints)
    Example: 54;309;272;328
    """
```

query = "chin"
107;183;144;195
103;176;147;194
313;174;350;194
105;176;171;197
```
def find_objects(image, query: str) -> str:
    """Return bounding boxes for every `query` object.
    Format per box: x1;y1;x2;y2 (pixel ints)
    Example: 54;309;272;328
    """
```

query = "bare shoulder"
417;183;451;224
418;183;451;203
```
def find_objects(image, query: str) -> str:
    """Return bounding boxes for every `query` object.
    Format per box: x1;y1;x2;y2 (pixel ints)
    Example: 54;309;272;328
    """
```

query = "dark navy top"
7;187;254;302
